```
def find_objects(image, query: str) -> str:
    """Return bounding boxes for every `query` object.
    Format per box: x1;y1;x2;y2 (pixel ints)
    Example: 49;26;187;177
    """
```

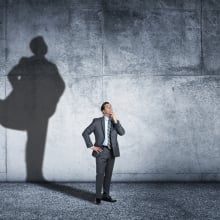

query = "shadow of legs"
26;119;48;182
35;182;95;203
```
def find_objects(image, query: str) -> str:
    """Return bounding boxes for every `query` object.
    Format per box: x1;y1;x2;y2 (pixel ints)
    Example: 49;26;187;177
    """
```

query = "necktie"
107;119;111;149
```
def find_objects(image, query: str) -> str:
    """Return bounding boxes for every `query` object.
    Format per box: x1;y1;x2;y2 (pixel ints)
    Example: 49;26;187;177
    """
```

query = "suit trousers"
96;147;115;199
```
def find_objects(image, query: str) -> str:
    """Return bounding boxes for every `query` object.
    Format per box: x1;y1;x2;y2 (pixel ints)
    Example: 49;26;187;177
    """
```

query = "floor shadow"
35;182;95;203
0;36;65;182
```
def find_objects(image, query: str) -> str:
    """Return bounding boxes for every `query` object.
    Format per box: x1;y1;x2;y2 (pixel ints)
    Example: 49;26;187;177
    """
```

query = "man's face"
103;103;113;116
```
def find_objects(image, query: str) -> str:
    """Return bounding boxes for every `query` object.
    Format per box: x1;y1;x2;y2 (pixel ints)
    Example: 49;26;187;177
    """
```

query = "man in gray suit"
82;102;125;204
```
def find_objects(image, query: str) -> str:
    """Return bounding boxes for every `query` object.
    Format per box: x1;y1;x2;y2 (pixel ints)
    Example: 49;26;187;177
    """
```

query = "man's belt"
102;145;111;150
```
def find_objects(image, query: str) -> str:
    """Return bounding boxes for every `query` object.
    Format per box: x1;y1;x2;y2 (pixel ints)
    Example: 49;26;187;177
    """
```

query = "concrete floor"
0;183;220;219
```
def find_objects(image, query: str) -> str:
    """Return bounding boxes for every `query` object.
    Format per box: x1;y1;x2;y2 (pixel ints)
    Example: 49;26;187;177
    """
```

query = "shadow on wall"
0;36;65;182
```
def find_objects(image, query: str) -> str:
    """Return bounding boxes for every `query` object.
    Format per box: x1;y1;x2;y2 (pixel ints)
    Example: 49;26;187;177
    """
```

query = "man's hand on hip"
91;146;103;153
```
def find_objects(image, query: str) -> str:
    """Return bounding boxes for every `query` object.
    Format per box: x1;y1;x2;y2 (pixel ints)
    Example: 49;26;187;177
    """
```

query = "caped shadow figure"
0;36;65;182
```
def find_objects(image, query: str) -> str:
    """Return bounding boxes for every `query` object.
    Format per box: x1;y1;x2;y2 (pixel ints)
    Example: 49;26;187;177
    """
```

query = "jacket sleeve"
113;120;125;136
82;119;96;148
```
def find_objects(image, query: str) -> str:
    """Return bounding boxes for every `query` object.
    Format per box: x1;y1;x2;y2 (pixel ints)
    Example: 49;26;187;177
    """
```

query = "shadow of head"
30;36;48;57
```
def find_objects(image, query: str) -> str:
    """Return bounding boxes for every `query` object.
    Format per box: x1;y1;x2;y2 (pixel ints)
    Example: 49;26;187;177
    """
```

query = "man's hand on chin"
111;112;117;123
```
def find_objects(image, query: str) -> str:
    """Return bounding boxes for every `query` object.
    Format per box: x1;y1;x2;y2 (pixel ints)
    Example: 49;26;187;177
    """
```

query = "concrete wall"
0;0;220;181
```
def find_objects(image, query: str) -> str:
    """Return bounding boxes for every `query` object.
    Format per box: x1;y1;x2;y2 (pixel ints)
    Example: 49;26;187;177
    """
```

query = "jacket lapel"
101;116;105;135
101;116;113;136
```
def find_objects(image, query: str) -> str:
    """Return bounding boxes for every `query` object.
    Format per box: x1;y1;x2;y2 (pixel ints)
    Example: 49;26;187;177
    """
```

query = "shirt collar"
104;116;110;121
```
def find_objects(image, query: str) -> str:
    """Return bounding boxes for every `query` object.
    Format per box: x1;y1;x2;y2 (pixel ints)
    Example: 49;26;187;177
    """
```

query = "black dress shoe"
102;196;117;203
95;198;101;205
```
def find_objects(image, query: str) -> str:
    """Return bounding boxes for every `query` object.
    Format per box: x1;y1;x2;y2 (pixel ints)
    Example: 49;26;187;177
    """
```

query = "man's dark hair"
101;102;110;111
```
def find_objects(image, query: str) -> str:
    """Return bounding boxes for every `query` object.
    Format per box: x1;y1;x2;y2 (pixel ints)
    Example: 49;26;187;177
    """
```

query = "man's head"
101;102;113;117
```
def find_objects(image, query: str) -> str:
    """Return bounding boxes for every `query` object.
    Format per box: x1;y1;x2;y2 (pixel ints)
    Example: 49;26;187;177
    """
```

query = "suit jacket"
82;116;125;157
